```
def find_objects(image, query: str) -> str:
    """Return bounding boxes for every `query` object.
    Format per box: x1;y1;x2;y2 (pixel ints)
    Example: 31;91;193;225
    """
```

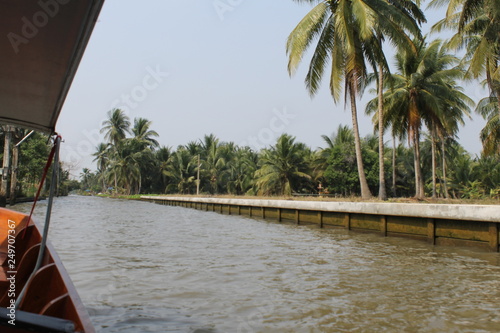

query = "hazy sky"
57;0;487;175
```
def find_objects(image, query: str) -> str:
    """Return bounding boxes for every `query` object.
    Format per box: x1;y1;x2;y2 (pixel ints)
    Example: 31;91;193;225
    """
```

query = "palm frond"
287;3;329;76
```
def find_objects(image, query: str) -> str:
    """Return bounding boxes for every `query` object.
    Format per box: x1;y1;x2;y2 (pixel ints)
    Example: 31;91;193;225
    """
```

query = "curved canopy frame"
0;0;105;133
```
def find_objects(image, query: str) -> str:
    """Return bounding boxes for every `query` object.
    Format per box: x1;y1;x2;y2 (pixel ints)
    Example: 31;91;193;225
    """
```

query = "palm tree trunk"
413;143;419;196
349;89;372;199
377;63;387;200
413;131;425;199
431;125;437;199
392;134;397;197
441;138;449;199
138;173;142;195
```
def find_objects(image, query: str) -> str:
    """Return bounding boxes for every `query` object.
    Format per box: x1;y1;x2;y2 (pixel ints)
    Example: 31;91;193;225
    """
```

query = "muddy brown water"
18;195;500;332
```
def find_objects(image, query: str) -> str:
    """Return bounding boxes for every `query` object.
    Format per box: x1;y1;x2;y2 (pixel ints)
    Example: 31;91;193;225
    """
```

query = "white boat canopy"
0;0;105;133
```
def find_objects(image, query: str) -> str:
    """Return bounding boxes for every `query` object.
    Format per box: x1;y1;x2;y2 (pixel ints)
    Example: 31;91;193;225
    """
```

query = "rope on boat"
15;135;61;309
21;135;59;238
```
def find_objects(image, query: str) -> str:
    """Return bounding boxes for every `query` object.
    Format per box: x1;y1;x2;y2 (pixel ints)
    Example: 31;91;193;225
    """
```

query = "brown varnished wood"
0;225;42;266
18;263;86;332
0;243;54;307
0;209;30;242
17;263;67;314
0;209;31;255
0;208;95;332
40;293;74;318
0;244;40;306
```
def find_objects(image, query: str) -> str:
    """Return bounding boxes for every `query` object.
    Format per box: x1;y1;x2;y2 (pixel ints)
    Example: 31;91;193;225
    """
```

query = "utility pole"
196;154;200;195
0;125;12;207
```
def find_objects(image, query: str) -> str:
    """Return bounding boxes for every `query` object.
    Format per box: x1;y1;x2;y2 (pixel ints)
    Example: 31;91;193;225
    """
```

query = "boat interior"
0;209;93;332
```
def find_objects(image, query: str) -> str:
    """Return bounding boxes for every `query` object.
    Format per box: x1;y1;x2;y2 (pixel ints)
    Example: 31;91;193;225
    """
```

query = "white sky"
56;0;487;176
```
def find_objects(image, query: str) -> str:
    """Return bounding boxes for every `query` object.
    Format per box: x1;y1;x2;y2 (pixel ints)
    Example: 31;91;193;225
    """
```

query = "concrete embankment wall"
141;196;500;252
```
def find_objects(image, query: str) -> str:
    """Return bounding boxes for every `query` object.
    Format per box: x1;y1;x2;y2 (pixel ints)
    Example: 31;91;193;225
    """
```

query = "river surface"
17;195;500;332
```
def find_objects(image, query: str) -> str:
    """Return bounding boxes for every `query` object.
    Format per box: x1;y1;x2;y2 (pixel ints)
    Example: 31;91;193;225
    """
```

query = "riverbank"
96;192;500;205
142;195;500;252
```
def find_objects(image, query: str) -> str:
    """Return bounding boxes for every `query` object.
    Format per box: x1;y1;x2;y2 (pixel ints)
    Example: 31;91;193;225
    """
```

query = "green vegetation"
79;0;498;201
286;0;425;200
79;110;499;200
286;0;498;200
366;39;474;199
0;129;75;202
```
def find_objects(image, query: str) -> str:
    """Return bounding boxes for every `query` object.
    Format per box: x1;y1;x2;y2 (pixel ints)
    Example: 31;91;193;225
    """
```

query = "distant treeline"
79;109;499;200
83;0;500;200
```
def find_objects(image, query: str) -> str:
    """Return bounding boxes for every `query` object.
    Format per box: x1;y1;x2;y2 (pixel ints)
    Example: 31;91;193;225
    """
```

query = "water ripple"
17;196;500;332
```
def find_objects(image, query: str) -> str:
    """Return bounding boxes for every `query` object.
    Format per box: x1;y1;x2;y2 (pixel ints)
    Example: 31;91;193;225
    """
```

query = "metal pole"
16;135;61;308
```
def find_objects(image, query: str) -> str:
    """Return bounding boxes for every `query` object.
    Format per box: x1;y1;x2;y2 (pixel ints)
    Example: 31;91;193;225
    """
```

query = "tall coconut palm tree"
375;39;473;199
368;92;409;198
374;1;425;200
287;0;424;199
100;108;131;146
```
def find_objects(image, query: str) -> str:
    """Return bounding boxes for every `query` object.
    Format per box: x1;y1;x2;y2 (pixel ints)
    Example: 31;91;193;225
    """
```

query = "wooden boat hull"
0;208;94;332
